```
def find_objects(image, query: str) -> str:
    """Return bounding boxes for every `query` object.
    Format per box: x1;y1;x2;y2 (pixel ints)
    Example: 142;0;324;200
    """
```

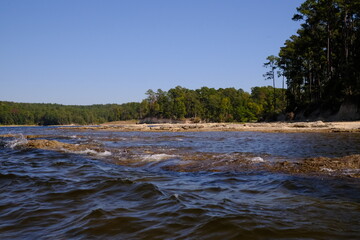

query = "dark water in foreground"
1;127;360;239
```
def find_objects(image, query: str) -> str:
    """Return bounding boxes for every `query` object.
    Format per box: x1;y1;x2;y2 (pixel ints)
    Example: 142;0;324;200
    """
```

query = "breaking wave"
141;153;177;162
5;134;28;148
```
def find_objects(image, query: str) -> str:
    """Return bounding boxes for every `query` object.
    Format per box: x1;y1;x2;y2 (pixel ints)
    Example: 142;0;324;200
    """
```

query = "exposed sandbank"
60;121;360;133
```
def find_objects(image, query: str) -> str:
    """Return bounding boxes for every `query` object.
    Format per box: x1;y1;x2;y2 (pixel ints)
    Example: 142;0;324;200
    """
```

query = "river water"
1;127;360;239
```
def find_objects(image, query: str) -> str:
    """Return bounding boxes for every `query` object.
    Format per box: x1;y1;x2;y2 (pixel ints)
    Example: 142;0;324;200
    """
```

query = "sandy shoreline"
59;121;360;133
1;121;360;132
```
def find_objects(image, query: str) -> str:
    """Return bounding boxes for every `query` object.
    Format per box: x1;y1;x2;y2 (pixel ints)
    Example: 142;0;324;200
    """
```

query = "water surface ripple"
1;127;360;239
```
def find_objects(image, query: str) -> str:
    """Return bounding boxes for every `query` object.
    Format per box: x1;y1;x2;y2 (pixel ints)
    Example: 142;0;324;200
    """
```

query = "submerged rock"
26;139;87;152
269;155;360;178
2;134;360;178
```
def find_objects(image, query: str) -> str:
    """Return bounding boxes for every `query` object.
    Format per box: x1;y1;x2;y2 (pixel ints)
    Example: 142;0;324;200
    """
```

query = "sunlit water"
1;127;360;239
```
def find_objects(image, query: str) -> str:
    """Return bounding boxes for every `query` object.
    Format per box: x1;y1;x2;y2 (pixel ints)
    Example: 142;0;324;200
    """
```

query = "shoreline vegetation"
0;86;289;126
1;85;358;127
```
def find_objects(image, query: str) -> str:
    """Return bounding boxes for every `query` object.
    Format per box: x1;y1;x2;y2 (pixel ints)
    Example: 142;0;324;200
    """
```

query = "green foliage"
0;85;286;125
0;101;140;125
140;86;286;122
274;0;360;112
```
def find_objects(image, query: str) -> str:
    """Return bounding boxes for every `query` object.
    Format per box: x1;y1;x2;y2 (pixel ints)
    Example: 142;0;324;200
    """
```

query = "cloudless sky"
1;0;303;105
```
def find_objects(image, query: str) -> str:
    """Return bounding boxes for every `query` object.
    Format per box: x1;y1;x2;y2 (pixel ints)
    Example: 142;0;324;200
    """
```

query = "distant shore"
58;121;360;133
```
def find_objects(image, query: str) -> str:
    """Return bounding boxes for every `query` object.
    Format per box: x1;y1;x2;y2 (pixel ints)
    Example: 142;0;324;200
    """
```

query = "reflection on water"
1;127;360;239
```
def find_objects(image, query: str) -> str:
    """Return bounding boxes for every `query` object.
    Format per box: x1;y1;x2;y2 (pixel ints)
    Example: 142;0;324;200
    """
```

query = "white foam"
321;167;335;172
97;150;112;157
6;134;28;149
250;157;265;163
141;154;176;162
64;148;112;157
76;149;98;155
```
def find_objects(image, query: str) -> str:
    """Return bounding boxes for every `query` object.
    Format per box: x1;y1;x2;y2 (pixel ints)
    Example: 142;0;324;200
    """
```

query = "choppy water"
1;127;360;239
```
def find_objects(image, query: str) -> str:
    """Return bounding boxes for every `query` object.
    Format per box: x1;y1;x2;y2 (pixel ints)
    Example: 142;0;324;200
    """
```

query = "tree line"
267;0;360;115
0;86;285;125
140;86;285;122
0;101;140;125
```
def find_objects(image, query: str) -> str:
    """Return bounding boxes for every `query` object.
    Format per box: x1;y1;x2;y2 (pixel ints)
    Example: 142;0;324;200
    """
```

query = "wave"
65;148;112;157
2;133;360;179
1;153;360;239
141;154;177;162
249;156;265;163
4;134;28;149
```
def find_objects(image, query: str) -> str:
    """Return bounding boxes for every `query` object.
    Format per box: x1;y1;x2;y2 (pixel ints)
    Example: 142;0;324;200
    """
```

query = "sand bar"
59;121;360;133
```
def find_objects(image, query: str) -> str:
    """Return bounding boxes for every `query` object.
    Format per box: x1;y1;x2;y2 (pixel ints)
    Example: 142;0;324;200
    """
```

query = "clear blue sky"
1;0;303;105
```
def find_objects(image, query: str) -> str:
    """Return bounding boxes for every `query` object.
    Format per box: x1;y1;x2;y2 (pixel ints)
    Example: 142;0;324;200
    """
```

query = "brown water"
1;127;360;239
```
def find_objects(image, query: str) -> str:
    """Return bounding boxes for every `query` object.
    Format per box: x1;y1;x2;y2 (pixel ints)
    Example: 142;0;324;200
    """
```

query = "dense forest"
269;0;360;117
0;86;285;125
0;102;140;125
140;86;285;122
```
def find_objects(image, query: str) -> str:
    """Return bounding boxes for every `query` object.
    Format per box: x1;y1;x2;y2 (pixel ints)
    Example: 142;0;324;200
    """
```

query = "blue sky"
1;0;303;105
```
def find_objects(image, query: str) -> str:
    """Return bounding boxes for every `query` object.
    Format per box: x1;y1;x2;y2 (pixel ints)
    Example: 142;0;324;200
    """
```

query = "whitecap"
141;154;176;162
97;150;112;157
250;157;265;163
63;148;111;157
321;167;335;172
76;149;98;155
6;134;28;149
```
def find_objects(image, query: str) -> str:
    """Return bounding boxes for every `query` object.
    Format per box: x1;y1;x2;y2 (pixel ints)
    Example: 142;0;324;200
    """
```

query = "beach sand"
61;121;360;133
